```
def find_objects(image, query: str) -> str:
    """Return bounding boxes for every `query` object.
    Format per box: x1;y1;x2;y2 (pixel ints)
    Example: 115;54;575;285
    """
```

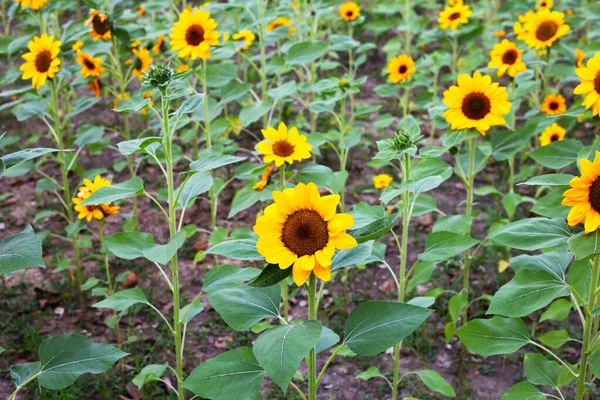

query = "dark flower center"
346;10;353;17
549;101;559;110
92;15;110;35
35;50;52;73
133;57;143;70
502;49;518;65
541;1;547;6
550;134;560;142
595;72;600;95
590;178;600;213
536;21;558;41
186;25;205;46
282;210;329;256
449;12;461;21
272;140;294;157
83;57;96;70
462;92;491;120
398;65;407;74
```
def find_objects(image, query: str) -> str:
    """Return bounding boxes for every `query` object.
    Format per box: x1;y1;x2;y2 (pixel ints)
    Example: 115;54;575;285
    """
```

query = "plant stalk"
307;274;317;400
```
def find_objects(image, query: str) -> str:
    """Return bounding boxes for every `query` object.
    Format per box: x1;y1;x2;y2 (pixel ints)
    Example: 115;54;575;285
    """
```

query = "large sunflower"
170;8;220;60
443;71;511;135
521;10;569;49
86;9;112;41
253;182;357;286
562;151;600;234
438;4;472;30
488;39;526;78
539;123;565;146
72;175;120;222
339;2;360;21
76;51;105;78
20;34;61;90
232;30;256;51
574;52;600;117
15;0;47;10
256;122;312;167
126;47;153;80
387;54;415;83
541;94;566;115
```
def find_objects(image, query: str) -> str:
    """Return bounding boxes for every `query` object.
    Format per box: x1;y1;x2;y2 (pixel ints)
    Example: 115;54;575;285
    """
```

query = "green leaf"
189;154;247;173
254;321;322;392
180;298;204;325
104;232;155;260
524;353;561;388
249;263;292;287
348;203;386;230
415;370;456;397
9;362;41;389
184;348;264;400
491;123;537;161
356;366;382;381
75;125;105;148
500;382;545;400
457;317;530;356
143;231;186;265
330;241;374;270
540;298;572;322
0;226;45;275
114;95;150;112
174;93;205;119
351;213;399;244
286;41;329;65
205;239;263;261
315;326;340;354
132;363;168;390
407;262;434;292
510;250;571;280
432;215;472;236
487;270;569;317
93;288;150;312
418;231;479;263
239;101;273;126
203;265;261;294
1;148;59;170
268;81;297;101
66;97;100;118
529;139;582;169
175;171;213;208
15;100;47;121
590;350;600;380
80;177;144;206
449;292;468;324
569;230;600;260
296;164;334;188
538;330;571;349
117;137;162;155
229;184;266;218
520;174;574;186
489;217;570;251
344;301;433;356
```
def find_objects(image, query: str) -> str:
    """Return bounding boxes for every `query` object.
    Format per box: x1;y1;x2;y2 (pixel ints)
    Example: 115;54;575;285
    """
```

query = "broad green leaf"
457;317;530;356
524;353;561;388
184;348;264;400
286;41;329;65
315;326;340;354
520;174;573;186
344;301;433;356
174;93;205;119
591;350;600;379
115;95;150;112
143;231;186;265
348;203;386;230
9;362;41;389
189;154;247;173
75;125;105;148
104;232;155;260
93;288;150;312
80;177;144;206
330;241;374;270
539;298;572;322
432;215;472;236
240;101;273;126
203;265;261;294
489;217;570;251
491;123;537;161
180;298;204;325
0;226;45;275
407;262;434;292
1;148;59;169
500;382;545;400
449;292;468;324
296;164;334;188
117;137;162;155
15;100;46;121
229;184;268;218
175;171;213;207
253;321;322;392
66;97;100;118
351;213;399;243
356;366;382;381
569;231;600;260
418;231;479;263
531;189;569;219
538;330;570;349
510;250;571;280
205;239;263;261
132;363;168;389
249;263;292;287
529;139;582;169
268;81;297;101
415;370;456;397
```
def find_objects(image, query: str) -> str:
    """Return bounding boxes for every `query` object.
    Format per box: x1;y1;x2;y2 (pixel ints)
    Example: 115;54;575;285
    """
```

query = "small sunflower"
72;176;120;222
177;64;190;72
253;165;274;191
86;9;112;41
448;0;463;5
15;0;47;10
442;71;511;135
75;51;105;78
152;34;165;55
494;30;506;37
71;40;84;52
539;123;566;146
387;54;416;83
541;94;567;115
562;151;600;234
520;10;569;49
488;39;526;78
438;4;472;30
373;174;393;189
536;0;552;10
170;8;220;60
88;80;101;97
222;32;230;44
126;47;153;80
256;122;312;167
131;40;142;48
20;34;61;90
113;93;130;109
138;6;146;16
576;48;586;68
574;52;600;117
266;17;295;37
233;30;256;51
339;2;360;22
253;182;357;286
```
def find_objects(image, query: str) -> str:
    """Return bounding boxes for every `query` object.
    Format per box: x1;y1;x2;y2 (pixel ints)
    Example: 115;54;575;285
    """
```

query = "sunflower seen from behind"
541;94;566;115
20;34;61;90
562;151;600;234
488;39;526;78
253;182;357;286
340;2;360;21
86;9;111;41
256;122;312;167
387;54;415;83
170;8;220;60
253;165;274;191
574;52;600;117
539;123;566;146
72;175;120;222
75;51;105;78
438;3;472;30
521;9;569;49
443;71;511;135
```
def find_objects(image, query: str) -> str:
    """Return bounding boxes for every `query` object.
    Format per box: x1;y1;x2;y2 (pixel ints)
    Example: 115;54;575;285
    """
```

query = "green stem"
508;155;515;194
98;219;113;294
201;59;217;235
404;0;411;53
307;274;317;400
257;0;268;127
279;165;289;321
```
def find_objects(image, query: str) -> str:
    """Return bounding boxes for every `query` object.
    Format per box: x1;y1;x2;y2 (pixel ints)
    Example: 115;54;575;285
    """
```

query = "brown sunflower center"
272;140;295;157
550;134;560;142
549;101;559;110
461;92;491;120
536;20;558;41
595;72;600;95
541;1;547;6
83;57;96;70
282;210;329;256
502;49;518;65
92;15;110;35
186;25;205;46
398;65;408;74
35;50;52;73
133;57;143;70
590;178;600;213
346;10;354;17
449;12;461;21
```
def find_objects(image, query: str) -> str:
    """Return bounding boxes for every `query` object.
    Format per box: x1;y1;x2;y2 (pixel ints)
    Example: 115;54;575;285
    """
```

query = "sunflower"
177;64;190;72
253;182;357;286
152;34;165;55
448;0;463;5
373;174;393;189
574;52;600;117
86;9;112;41
232;30;255;51
520;10;569;49
126;47;153;80
494;30;506;37
15;0;47;10
222;32;230;44
88;80;101;97
562;151;600;234
488;39;526;78
339;2;360;21
75;51;105;78
266;17;295;36
576;48;586;68
253;165;274;191
141;91;154;115
170;8;220;60
541;94;566;115
438;4;472;30
387;54;415;83
138;6;146;16
72;176;120;222
131;40;142;48
71;40;84;52
442;71;511;135
256;122;312;167
539;123;566;146
536;0;552;10
113;93;130;109
20;34;61;90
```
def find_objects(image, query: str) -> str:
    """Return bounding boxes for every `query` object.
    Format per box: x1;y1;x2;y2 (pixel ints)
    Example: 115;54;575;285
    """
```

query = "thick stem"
404;0;411;53
279;165;289;321
257;0;268;127
307;274;317;400
98;220;113;294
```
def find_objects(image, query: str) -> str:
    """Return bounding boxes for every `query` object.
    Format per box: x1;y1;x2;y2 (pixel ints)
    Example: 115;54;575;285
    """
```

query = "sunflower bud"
392;131;412;153
142;64;174;92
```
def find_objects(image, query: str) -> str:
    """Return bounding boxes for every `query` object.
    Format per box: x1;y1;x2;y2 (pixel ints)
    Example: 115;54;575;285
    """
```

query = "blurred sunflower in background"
340;2;360;21
574;52;600;116
521;10;569;49
576;48;586;68
170;8;220;60
15;0;47;10
438;3;472;30
88;80;101;97
443;71;511;135
233;30;256;51
152;34;165;55
536;0;552;11
253;165;274;191
266;17;295;36
20;34;61;90
373;174;393;189
387;54;415;83
488;39;526;78
113;93;130;109
86;9;112;40
72;176;120;222
253;182;357;286
539;123;565;146
126;47;153;79
256;122;312;167
562;151;600;234
75;51;105;78
541;93;566;115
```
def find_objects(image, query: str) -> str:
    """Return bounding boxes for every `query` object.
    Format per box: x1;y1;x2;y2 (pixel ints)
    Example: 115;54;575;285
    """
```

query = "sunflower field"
3;0;600;399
